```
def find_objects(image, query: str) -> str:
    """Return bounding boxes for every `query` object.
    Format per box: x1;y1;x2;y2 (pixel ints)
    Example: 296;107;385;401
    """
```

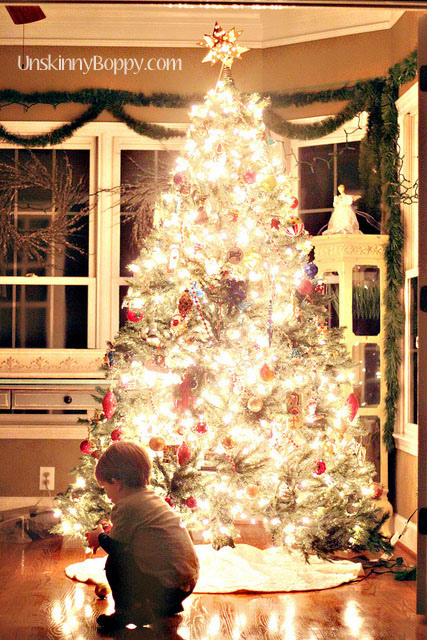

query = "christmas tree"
54;24;389;558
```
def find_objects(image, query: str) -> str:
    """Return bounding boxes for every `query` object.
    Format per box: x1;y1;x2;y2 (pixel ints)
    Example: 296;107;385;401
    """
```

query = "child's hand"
85;524;104;553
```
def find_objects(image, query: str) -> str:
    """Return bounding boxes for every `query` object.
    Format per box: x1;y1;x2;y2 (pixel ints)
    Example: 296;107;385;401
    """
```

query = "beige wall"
0;440;81;497
392;450;418;523
0;13;419;124
0;12;420;517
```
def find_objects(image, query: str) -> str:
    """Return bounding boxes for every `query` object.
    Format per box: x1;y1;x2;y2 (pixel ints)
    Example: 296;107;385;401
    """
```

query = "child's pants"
105;549;195;618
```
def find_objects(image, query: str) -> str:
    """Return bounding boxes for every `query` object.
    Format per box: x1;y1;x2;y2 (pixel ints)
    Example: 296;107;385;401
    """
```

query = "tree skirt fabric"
65;544;363;593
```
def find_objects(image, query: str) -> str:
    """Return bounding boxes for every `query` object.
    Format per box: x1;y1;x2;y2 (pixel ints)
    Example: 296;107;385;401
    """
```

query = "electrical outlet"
39;467;55;491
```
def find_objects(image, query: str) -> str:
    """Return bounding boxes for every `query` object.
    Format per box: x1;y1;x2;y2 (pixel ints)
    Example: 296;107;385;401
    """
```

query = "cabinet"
311;234;390;513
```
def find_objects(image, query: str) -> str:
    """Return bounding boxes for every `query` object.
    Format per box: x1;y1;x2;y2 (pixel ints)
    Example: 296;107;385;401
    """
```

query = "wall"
0;11;420;521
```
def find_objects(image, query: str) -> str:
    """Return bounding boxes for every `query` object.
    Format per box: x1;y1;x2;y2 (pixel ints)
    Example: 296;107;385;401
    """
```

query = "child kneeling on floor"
86;441;199;632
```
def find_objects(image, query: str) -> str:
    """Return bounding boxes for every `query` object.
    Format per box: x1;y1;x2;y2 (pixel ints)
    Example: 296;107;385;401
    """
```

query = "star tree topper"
198;22;249;68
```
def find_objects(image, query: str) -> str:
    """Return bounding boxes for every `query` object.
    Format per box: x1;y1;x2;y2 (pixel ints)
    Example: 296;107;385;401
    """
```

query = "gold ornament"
246;484;259;499
198;22;249;68
247;396;263;413
149;436;166;452
259;175;277;192
221;435;234;449
259;364;275;382
324;442;334;455
243;252;262;271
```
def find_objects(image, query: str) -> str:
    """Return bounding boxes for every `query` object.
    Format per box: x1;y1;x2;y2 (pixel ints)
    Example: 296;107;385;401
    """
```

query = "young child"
85;441;199;633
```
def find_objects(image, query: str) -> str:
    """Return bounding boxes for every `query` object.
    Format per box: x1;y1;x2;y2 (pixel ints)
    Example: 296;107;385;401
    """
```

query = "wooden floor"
0;536;424;640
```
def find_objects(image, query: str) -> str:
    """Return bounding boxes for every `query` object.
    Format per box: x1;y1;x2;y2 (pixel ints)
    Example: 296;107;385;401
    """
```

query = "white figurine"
323;184;362;235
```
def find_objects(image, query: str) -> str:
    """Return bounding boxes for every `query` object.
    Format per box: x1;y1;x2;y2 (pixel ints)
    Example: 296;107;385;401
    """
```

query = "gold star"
198;22;249;68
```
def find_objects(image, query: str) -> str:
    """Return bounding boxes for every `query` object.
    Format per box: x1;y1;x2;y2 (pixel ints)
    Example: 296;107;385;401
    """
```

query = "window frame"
0;120;185;384
0;127;97;349
288;113;367;233
393;82;418;456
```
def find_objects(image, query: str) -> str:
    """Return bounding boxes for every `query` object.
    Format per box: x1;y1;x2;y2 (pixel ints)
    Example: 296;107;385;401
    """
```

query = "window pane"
0;285;87;348
0;285;12;347
120;149;179;275
337;141;361;196
17;150;52;210
301;212;331;237
56;150;90;212
299;144;334;211
61;215;89;277
408;276;418;424
119;285;128;328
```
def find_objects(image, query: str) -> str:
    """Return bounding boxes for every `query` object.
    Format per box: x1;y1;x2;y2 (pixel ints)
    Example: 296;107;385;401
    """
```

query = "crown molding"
0;5;405;48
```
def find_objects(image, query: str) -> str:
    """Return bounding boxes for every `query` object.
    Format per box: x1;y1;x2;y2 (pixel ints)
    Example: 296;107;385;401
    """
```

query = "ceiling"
0;3;405;48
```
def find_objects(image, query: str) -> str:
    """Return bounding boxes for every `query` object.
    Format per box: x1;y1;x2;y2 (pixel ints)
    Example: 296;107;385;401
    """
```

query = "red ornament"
315;283;325;294
270;218;280;230
297;280;313;296
177;442;192;466
111;428;122;441
315;460;326;475
185;496;197;510
126;309;144;322
243;169;257;184
102;390;117;420
345;393;359;422
80;439;93;455
165;496;175;508
173;172;184;185
285;223;305;237
289;196;299;209
195;421;208;435
371;482;383;500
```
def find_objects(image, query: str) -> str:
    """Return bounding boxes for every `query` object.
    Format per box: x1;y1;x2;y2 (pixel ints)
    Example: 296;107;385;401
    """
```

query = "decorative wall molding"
0;349;105;378
312;235;388;261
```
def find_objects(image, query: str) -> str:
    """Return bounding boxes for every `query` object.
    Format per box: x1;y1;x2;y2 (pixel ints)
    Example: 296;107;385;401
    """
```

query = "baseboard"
392;512;417;555
0;497;54;512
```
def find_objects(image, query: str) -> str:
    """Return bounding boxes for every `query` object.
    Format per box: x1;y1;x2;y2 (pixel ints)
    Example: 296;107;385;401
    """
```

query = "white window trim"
394;267;418;457
393;82;418;456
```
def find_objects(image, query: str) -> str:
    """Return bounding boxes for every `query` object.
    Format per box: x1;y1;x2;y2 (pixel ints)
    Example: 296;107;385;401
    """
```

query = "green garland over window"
0;49;417;450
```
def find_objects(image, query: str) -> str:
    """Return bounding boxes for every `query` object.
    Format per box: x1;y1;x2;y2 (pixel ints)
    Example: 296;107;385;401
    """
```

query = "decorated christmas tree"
54;24;389;558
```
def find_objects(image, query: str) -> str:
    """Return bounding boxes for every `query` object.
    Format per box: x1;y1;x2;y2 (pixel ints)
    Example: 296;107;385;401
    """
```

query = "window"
0;146;94;349
118;147;179;328
298;140;361;236
404;270;418;430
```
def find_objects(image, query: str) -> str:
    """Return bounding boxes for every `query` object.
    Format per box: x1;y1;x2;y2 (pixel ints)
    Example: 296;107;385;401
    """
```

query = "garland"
0;49;418;450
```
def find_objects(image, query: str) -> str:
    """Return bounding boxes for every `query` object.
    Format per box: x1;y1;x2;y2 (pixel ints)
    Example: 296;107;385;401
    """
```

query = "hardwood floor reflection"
0;536;424;640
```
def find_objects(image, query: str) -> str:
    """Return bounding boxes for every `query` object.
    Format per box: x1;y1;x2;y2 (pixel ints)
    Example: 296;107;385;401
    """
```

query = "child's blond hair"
95;441;152;488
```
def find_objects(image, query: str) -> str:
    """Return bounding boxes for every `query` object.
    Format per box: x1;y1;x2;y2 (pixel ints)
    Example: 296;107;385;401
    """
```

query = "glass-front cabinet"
311;234;389;503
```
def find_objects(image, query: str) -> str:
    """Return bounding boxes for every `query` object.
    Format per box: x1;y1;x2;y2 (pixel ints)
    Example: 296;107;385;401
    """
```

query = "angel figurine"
323;184;362;235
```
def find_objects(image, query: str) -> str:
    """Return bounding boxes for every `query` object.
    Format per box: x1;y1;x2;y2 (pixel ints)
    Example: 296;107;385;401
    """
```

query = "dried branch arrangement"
0;151;89;261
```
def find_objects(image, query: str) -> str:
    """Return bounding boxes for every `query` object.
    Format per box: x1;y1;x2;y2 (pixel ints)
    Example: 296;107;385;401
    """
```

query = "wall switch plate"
39;467;55;491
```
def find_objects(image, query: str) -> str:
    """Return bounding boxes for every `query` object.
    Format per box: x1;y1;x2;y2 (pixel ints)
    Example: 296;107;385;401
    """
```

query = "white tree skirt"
66;544;363;593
